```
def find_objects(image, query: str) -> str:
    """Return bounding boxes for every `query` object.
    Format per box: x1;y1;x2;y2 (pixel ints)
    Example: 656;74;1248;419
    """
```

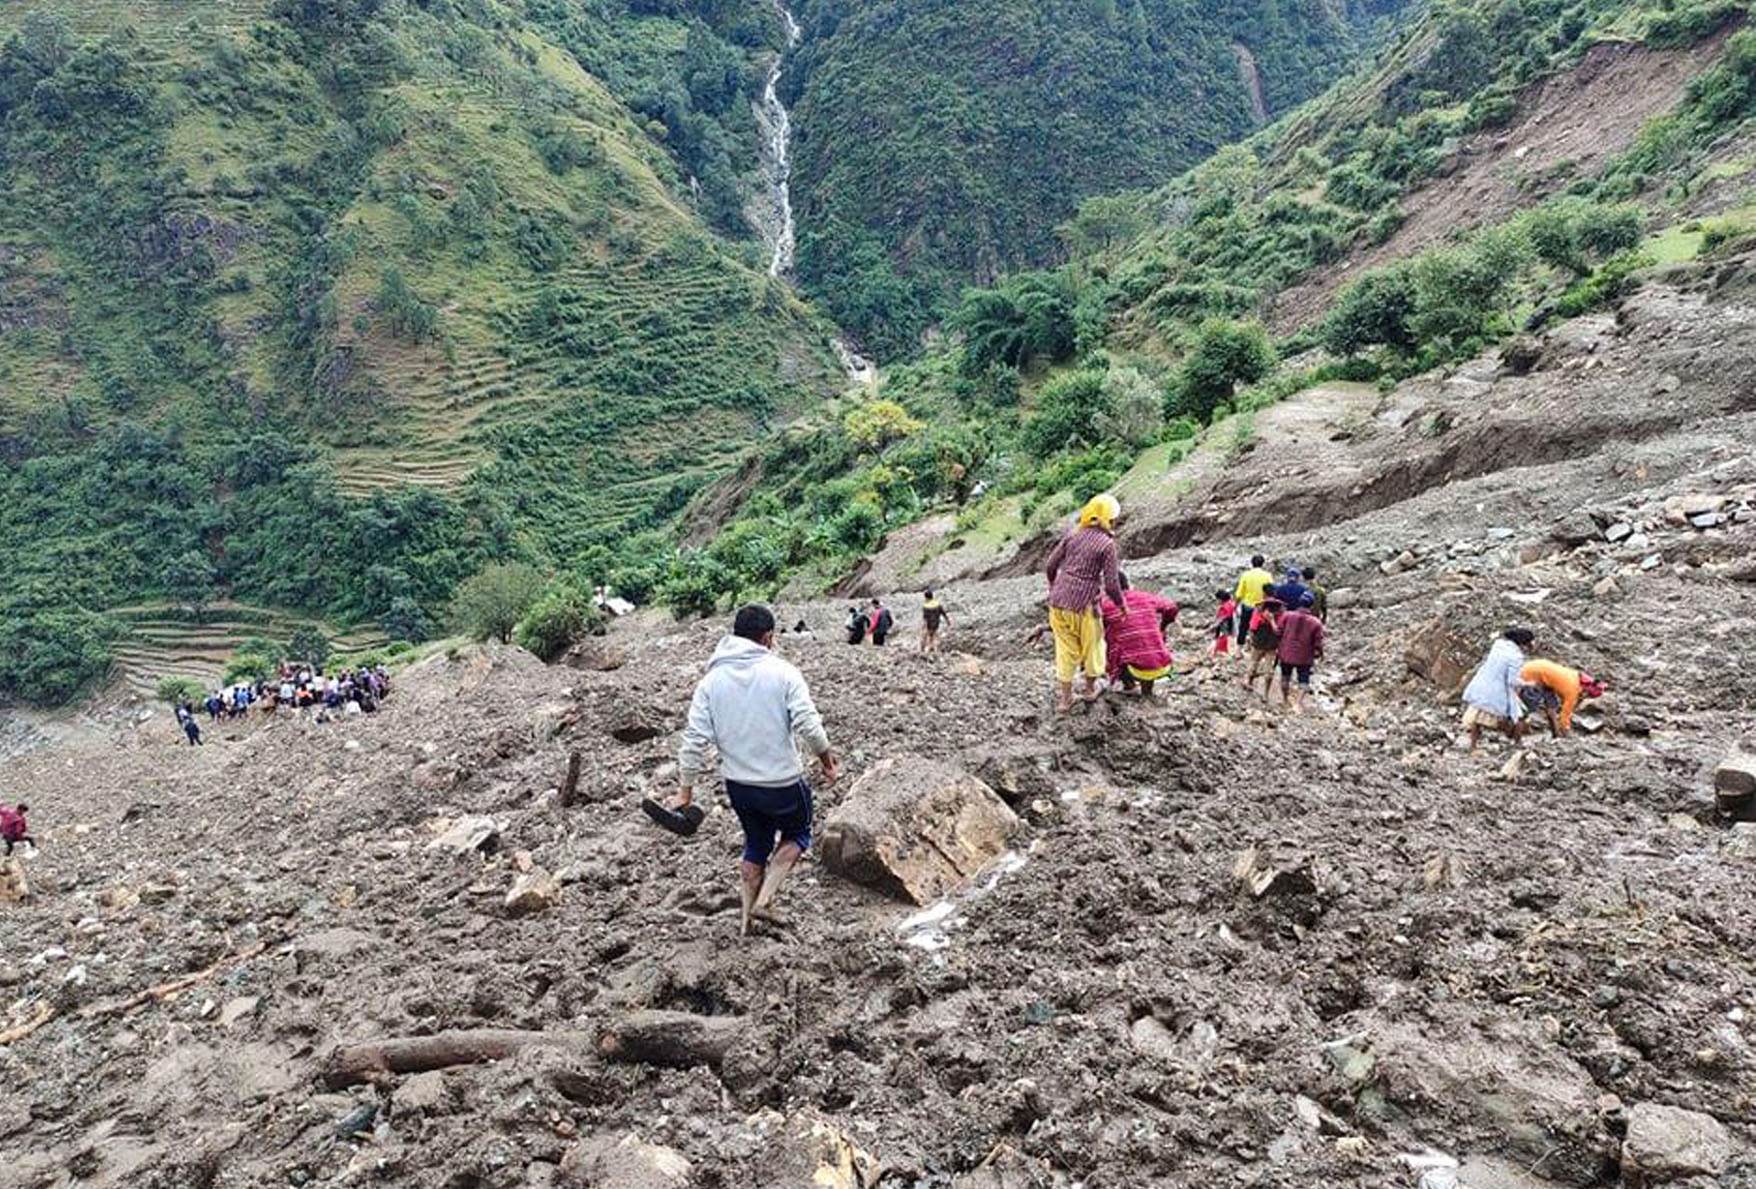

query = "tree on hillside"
166;550;217;618
1323;266;1420;357
452;562;545;644
1096;365;1165;449
287;626;331;669
1172;320;1274;422
844;399;923;452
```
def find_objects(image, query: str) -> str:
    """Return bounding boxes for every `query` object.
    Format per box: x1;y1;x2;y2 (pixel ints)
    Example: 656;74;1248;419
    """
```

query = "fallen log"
597;1010;745;1069
322;1028;597;1088
79;941;268;1020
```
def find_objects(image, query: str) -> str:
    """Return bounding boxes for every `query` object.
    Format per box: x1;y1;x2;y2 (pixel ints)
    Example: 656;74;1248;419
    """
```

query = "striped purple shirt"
1045;526;1124;612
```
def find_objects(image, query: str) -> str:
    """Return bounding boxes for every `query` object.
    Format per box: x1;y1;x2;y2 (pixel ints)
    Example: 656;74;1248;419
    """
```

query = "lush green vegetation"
0;0;840;702
785;0;1412;358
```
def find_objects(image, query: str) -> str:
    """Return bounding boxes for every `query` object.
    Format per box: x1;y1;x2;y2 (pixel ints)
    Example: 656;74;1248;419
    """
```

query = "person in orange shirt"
1518;660;1607;737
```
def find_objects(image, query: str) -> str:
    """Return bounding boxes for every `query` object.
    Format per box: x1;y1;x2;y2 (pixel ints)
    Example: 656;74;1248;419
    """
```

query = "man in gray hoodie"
674;604;841;935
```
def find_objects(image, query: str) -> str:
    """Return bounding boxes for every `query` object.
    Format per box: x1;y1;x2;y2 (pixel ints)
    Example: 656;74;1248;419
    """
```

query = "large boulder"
1367;1016;1604;1185
1404;620;1481;696
818;756;1019;905
1621;1102;1734;1183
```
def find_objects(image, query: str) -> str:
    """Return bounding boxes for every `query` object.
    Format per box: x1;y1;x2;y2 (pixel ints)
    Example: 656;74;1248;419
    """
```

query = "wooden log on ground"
596;1010;745;1069
560;750;583;808
322;1028;597;1088
80;941;268;1020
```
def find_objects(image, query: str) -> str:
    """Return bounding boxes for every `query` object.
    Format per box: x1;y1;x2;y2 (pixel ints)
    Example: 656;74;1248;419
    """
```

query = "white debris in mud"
896;850;1029;952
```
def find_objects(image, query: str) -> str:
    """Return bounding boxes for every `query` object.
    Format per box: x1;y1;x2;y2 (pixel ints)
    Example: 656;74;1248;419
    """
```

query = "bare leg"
738;861;763;937
1468;722;1482;752
1138;679;1155;699
752;842;803;922
1280;673;1292;708
1056;681;1074;713
1546;708;1561;739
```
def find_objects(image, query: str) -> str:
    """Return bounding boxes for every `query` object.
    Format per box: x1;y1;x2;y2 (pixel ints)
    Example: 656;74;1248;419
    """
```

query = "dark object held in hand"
642;798;705;838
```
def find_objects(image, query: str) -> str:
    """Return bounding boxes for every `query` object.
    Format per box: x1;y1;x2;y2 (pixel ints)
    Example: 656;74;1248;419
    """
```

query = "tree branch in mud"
322;1028;598;1088
596;1010;746;1069
0;1001;56;1045
79;941;269;1020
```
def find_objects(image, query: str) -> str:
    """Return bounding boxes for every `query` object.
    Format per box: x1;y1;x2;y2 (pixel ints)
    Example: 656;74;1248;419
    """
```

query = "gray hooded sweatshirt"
677;636;831;789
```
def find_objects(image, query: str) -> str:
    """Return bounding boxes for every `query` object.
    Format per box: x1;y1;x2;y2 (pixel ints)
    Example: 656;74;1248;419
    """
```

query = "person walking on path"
1244;596;1285;697
1302;566;1329;622
845;605;868;645
1100;576;1179;698
1273;568;1313;611
1275;602;1326;712
672;605;841;936
1518;659;1605;738
176;700;203;746
920;591;950;654
1209;590;1238;659
1462;628;1535;750
1044;495;1125;712
1;803;33;856
1233;555;1275;650
867;598;894;647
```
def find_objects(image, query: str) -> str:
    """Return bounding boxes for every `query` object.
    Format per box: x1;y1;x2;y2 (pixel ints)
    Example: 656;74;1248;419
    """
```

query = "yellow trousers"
1049;607;1106;684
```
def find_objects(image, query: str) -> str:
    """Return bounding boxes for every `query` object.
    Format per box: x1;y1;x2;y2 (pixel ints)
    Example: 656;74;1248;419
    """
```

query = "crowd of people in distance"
842;593;953;652
171;662;394;746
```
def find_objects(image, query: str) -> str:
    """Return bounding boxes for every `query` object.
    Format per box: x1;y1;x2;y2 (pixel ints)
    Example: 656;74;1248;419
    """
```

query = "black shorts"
1519;686;1562;713
1277;661;1313;686
725;778;813;865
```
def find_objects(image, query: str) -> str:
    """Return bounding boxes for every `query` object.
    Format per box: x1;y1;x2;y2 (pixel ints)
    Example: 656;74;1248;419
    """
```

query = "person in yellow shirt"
1232;554;1274;650
1518;660;1607;737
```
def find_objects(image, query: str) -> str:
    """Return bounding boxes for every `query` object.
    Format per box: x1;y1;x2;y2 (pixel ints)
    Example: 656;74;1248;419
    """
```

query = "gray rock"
427;816;501;857
1688;511;1724;530
392;1070;450;1116
505;868;562;915
1640;554;1663;572
1605;523;1634;543
1621;1102;1733;1181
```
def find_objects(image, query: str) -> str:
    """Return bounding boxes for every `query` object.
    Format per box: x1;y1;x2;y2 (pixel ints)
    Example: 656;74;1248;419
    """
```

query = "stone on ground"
818;755;1018;905
505;867;562;914
1715;743;1756;812
742;1111;881;1188
557;1132;691;1189
426;816;501;857
1621;1102;1733;1182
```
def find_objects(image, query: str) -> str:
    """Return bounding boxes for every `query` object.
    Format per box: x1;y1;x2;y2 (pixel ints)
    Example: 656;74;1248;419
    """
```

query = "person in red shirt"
1275;605;1326;712
1;803;33;856
1209;590;1237;660
1100;577;1179;698
1244;597;1285;696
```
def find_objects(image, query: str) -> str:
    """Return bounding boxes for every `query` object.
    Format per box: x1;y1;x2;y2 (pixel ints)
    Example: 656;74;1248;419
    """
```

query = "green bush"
1323;266;1420;356
0;604;120;706
1171;320;1274;423
514;580;605;661
156;676;207;705
1021;370;1111;458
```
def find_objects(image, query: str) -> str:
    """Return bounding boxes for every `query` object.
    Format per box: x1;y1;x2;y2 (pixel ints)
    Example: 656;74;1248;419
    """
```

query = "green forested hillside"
676;0;1756;611
784;0;1411;359
0;0;841;702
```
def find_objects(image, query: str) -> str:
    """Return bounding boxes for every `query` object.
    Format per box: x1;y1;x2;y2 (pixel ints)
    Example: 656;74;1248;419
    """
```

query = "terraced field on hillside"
106;602;389;698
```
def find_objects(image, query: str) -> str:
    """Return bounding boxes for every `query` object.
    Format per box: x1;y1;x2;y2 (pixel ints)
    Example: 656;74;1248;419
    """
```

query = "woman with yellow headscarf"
1043;494;1125;711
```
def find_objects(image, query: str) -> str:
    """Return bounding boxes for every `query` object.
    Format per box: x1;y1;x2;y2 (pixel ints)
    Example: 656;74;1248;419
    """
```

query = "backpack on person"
1250;610;1281;651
